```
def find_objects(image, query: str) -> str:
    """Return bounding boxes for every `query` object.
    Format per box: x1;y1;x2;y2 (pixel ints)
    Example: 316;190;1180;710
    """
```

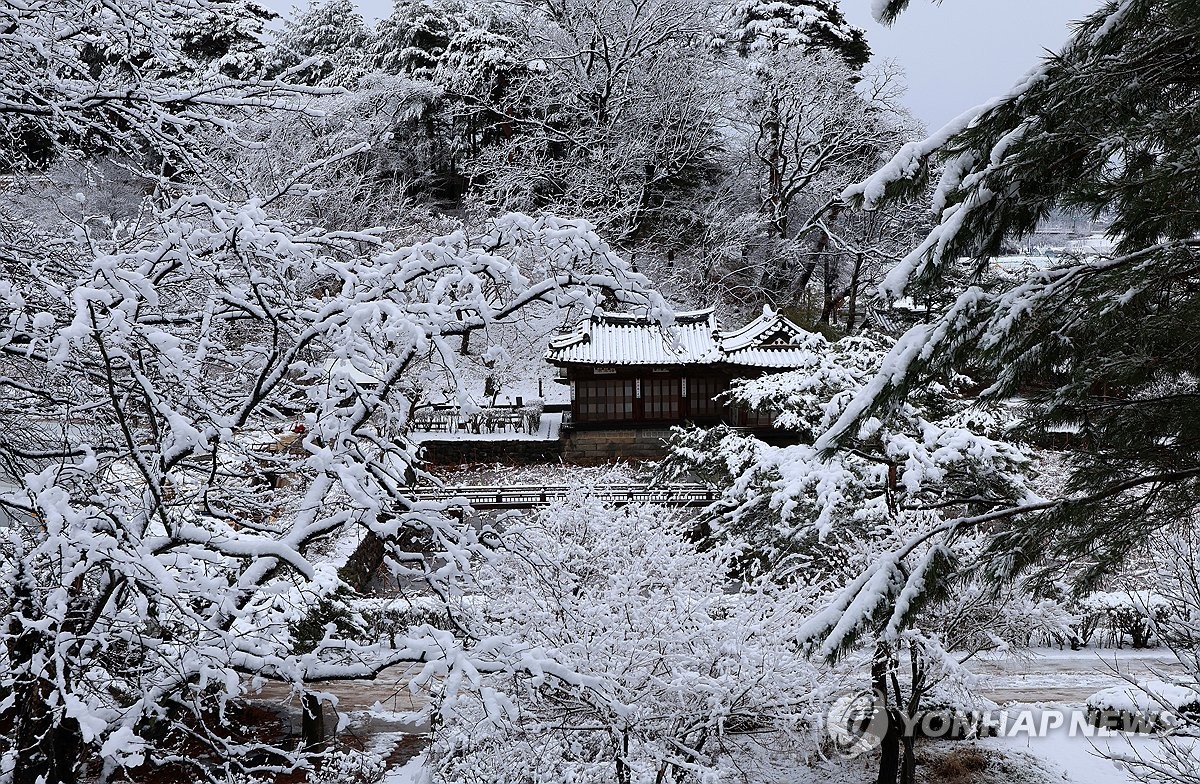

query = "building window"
687;376;727;419
577;379;634;422
743;406;775;427
643;377;680;420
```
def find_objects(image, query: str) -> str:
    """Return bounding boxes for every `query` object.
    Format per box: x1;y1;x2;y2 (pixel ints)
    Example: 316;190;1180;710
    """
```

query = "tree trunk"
10;690;82;784
876;710;901;784
846;252;863;332
765;102;786;238
821;252;834;324
6;573;83;784
900;733;917;784
301;693;326;752
615;730;631;784
873;643;899;784
795;207;840;295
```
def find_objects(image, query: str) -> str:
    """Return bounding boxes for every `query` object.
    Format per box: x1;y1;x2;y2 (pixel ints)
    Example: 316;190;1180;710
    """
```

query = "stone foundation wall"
420;429;684;466
560;428;674;462
419;439;563;466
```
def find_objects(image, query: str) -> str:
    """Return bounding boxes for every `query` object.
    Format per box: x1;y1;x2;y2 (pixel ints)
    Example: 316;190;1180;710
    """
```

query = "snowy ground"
382;754;425;784
962;646;1188;782
973;646;1182;703
248;645;1189;783
970;716;1186;784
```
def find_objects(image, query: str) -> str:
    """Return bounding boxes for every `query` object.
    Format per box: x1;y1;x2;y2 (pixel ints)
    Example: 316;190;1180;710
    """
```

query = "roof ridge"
591;307;715;324
546;305;818;368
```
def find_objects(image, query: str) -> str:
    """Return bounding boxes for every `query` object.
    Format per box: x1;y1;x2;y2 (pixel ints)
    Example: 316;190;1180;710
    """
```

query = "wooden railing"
412;483;719;509
412;405;542;435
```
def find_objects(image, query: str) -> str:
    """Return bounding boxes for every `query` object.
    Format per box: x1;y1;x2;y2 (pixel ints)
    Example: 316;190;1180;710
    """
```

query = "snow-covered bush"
231;747;387;784
425;492;830;784
1097;531;1200;781
311;748;388;784
1086;680;1200;732
1077;591;1174;649
521;400;544;434
352;597;447;647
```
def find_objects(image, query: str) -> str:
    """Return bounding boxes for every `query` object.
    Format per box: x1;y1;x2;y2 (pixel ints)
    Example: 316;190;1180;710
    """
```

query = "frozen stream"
972;646;1183;704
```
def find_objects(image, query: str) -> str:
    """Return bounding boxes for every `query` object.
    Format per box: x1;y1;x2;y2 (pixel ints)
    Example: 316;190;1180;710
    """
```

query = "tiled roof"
546;309;720;365
546;306;819;369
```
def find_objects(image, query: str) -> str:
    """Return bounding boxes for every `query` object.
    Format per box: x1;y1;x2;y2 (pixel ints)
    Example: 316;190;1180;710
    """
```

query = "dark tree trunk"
873;643;899;784
301;693;326;752
337;531;385;594
795;206;841;296
846;252;864;332
900;733;917;784
821;253;834;324
876;710;901;784
5;572;83;784
795;257;820;296
10;691;82;784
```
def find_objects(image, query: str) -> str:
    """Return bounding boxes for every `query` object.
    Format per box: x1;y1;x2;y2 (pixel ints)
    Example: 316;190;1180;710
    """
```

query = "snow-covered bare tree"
0;0;303;173
1104;529;1200;783
460;0;725;243
729;54;919;317
0;2;666;782
427;490;829;784
0;203;656;784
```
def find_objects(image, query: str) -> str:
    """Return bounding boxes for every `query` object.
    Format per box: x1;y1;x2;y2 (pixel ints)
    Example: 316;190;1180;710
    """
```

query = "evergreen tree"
371;0;461;76
170;0;277;78
718;0;871;67
274;0;372;86
829;0;1200;586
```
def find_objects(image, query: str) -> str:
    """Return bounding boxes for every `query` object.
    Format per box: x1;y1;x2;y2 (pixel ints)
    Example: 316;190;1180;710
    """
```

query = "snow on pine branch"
667;331;1032;656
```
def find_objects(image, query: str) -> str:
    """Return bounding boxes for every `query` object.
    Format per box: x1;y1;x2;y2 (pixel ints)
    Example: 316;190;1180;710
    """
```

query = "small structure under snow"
546;306;816;430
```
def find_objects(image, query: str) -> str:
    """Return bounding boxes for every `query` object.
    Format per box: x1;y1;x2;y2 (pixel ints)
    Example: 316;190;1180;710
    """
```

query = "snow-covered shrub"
312;748;387;784
352;597;446;647
1086;680;1200;732
425;492;829;784
521;400;544;434
230;747;387;784
1078;591;1174;649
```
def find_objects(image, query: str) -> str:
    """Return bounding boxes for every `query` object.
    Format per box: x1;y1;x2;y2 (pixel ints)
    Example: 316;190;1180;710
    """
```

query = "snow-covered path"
974;719;1175;783
973;646;1182;703
965;647;1188;782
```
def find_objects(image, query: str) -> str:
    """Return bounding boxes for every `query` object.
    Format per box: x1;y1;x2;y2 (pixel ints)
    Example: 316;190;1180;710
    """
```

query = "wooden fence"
412;483;719;509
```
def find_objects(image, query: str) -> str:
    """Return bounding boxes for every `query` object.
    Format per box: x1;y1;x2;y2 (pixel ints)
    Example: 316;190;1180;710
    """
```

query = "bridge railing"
412;483;719;508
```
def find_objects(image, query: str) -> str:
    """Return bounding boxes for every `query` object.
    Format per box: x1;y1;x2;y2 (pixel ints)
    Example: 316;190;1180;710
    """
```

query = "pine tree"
829;0;1200;586
371;0;461;76
274;0;372;86
719;0;871;67
171;0;277;78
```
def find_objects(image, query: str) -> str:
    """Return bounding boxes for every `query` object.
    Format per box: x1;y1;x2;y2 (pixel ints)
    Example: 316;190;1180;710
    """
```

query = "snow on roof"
546;306;820;369
546;308;719;365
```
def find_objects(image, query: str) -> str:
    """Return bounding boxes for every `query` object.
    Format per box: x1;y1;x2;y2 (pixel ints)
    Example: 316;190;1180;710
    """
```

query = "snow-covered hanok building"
546;306;815;438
